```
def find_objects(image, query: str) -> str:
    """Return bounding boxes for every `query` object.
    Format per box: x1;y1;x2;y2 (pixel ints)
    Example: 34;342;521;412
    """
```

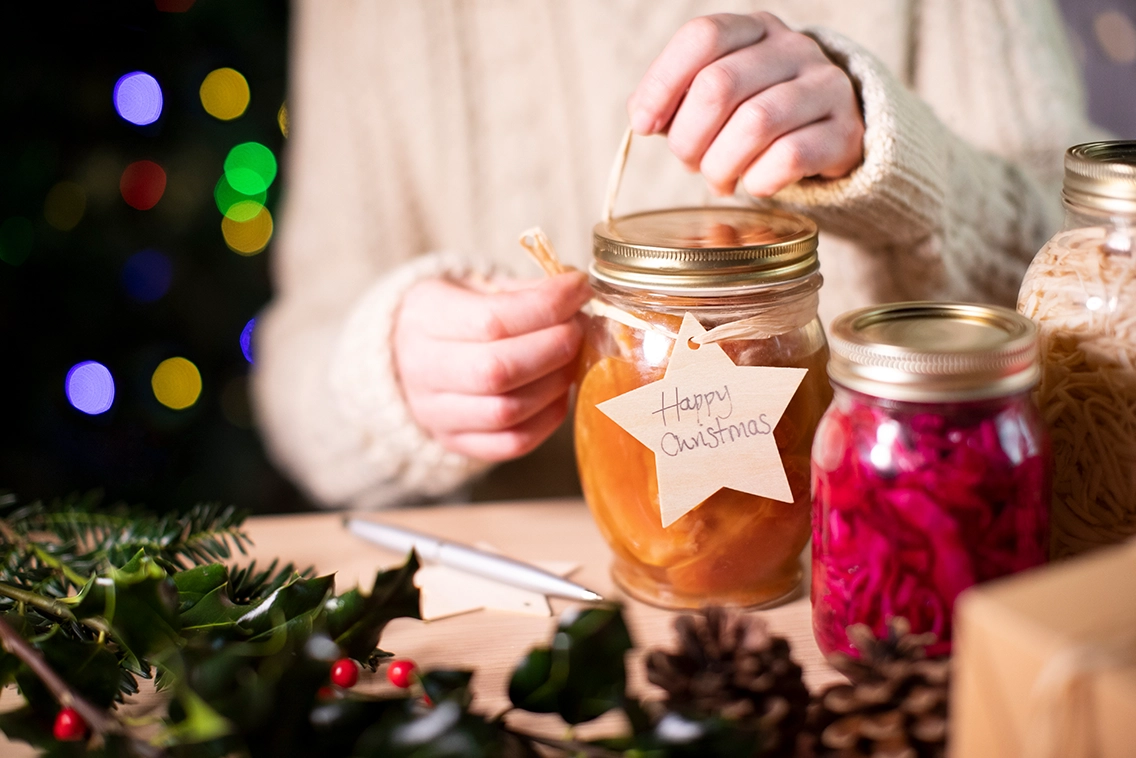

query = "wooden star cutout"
415;546;579;621
597;313;808;528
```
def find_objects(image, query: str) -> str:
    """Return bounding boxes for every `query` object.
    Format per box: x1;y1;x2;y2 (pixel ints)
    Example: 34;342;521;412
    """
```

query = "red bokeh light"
120;160;167;211
155;0;196;12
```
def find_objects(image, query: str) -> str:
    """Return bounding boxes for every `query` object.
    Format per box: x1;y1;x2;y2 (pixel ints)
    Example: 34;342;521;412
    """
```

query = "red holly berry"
330;658;359;688
53;707;87;742
386;659;417;689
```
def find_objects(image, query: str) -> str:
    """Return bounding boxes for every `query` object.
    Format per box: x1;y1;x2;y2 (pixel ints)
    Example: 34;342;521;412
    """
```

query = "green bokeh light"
214;175;267;220
223;142;277;195
0;217;34;266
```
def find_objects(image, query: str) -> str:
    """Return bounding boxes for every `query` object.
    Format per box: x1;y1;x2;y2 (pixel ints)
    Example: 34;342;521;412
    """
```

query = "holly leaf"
173;563;229;611
178;583;250;634
243;573;335;639
419;669;474;708
178;573;335;642
353;699;517;758
324;588;364;640
70;551;181;674
507;647;557;714
332;552;421;661
13;630;122;713
508;605;632;724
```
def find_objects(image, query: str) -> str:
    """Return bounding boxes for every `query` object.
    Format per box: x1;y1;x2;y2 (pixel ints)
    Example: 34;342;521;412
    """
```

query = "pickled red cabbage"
810;393;1049;658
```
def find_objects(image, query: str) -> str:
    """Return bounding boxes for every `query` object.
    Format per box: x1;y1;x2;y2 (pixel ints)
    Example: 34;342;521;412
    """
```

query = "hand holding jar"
393;271;592;461
627;11;864;197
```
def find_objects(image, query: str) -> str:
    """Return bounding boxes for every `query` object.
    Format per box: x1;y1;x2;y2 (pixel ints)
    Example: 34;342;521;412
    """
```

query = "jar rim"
827;301;1039;401
1063;141;1136;215
592;206;819;290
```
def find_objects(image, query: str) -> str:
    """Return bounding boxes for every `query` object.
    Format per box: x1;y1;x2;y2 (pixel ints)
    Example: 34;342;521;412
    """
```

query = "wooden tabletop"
1;498;844;752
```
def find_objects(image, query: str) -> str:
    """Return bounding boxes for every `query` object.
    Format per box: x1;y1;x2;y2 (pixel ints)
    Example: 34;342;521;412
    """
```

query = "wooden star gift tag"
597;313;808;528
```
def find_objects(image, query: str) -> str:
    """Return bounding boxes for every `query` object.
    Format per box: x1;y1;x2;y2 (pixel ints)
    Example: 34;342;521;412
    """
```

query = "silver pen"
345;518;604;603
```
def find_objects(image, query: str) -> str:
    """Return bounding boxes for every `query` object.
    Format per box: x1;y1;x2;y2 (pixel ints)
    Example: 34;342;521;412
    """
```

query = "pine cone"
646;606;809;757
804;619;949;758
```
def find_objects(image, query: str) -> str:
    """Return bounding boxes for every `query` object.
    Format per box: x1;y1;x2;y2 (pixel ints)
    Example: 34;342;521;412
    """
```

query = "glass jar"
811;303;1050;658
574;206;831;609
1017;141;1136;559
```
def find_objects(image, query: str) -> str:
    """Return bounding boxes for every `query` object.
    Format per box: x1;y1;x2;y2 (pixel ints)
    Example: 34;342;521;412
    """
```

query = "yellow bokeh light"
152;357;202;410
200;68;250;121
44;181;86;231
221;205;273;255
277;101;289;138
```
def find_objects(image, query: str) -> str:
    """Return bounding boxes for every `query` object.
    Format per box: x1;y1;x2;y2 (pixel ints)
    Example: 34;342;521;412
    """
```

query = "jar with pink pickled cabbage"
811;303;1050;658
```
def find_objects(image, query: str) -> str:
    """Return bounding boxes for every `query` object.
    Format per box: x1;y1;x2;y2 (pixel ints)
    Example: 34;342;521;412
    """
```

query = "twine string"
1024;631;1136;758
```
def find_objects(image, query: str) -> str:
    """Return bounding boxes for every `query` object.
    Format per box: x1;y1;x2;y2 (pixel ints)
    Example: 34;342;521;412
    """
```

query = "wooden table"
1;498;843;753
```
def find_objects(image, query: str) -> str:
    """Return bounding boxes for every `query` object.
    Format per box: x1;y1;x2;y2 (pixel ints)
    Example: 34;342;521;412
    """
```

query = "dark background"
0;0;1133;516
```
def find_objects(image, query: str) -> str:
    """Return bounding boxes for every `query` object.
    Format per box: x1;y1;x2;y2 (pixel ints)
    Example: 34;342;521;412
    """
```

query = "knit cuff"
328;252;496;508
767;27;947;245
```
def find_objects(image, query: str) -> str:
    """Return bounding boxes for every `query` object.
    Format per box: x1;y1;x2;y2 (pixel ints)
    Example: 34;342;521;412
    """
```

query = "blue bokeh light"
65;361;116;415
121;249;173;302
240;318;255;363
113;72;163;126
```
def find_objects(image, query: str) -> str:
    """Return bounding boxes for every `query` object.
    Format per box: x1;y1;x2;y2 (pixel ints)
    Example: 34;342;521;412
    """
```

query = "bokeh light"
214;175;266;221
221;206;273;255
113;72;163;126
44;181;87;231
0;217;34;266
152;357;202;410
240;318;256;363
277;102;288;138
223;142;277;195
120;160;167;210
200;68;250;121
122;249;173;302
156;0;196;13
65;361;115;415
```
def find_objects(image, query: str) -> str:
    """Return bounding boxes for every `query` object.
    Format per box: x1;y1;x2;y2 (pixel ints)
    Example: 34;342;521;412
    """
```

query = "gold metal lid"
591;206;818;293
827;302;1039;402
1062;141;1136;215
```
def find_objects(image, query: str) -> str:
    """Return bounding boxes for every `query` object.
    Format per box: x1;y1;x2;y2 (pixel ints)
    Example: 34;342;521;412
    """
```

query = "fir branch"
0;615;163;758
0;493;252;581
0;615;117;735
0;582;111;637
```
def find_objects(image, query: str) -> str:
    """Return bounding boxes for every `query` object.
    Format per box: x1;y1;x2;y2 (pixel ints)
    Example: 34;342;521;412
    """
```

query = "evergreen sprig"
0;491;250;582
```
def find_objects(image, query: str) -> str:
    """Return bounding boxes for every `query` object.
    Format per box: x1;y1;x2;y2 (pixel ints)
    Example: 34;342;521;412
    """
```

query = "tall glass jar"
575;206;831;610
1017;142;1136;559
811;303;1050;658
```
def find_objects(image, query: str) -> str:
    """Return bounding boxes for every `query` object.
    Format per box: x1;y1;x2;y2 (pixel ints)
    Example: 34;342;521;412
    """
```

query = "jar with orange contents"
575;206;831;609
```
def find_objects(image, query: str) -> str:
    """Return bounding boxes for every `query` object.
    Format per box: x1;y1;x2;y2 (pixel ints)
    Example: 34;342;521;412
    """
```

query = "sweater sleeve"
768;2;1105;307
252;252;496;510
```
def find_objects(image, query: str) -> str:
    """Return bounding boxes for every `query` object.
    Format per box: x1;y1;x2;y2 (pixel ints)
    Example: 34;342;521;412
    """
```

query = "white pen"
344;518;604;603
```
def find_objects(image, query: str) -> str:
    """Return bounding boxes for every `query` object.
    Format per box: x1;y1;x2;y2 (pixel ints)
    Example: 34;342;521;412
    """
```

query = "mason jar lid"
827;302;1039;402
1062;141;1136;215
591;206;818;293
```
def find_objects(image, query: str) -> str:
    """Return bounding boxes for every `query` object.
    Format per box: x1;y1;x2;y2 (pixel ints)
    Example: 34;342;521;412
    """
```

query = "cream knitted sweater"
253;0;1098;509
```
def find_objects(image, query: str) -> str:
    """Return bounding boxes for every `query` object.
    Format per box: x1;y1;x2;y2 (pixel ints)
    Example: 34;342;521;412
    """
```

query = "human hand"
627;11;864;198
393;271;592;462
